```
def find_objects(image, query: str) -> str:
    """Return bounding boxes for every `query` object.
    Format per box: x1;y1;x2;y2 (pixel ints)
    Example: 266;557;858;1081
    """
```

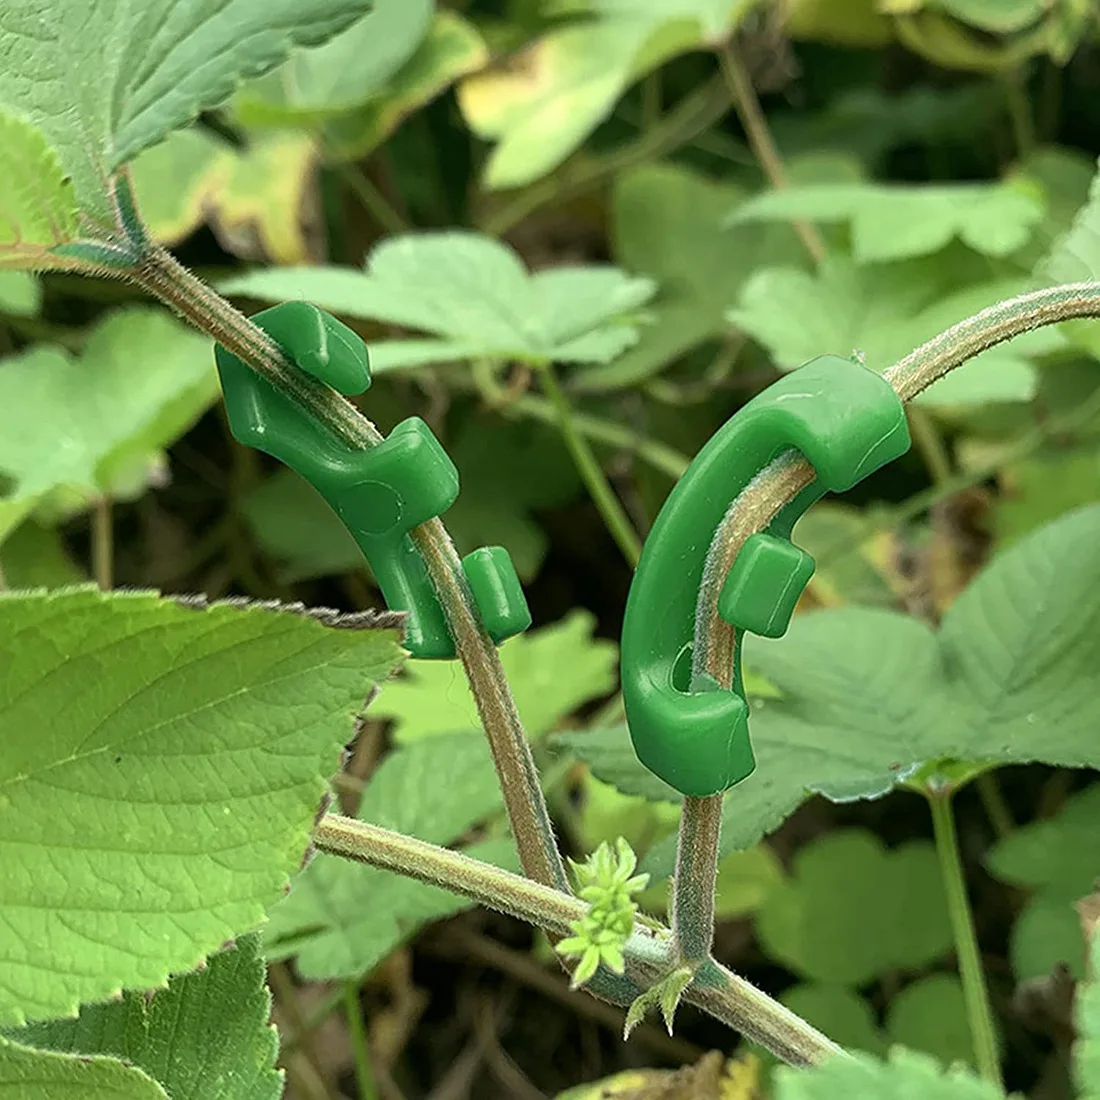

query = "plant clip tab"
214;300;531;659
620;355;911;798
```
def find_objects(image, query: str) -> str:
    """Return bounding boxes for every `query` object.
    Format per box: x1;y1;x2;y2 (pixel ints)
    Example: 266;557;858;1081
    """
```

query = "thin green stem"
504;394;689;480
907;406;954;484
670;795;723;963
717;40;825;265
928;792;1002;1089
343;982;379;1100
92;496;113;590
1003;69;1035;159
336;163;407;237
482;75;731;236
539;363;643;568
976;773;1015;840
313;813;845;1067
127;243;569;897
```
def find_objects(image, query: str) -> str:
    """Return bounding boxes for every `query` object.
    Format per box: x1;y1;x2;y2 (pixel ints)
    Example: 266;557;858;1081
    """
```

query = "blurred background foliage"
3;0;1100;1096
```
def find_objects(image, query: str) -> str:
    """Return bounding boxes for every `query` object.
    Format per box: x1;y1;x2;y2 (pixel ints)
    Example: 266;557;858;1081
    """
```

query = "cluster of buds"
555;837;649;989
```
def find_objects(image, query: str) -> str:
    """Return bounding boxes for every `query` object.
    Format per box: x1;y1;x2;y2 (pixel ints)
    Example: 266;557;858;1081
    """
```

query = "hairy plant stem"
670;795;723;963
717;40;825;265
539;363;642;568
929;792;1002;1089
92;496;113;590
343;981;379;1100
695;282;1100;688
127;244;569;895
313;814;843;1067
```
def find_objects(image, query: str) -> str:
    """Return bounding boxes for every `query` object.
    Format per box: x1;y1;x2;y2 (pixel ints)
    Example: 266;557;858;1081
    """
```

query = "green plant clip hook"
214;301;531;659
620;355;912;798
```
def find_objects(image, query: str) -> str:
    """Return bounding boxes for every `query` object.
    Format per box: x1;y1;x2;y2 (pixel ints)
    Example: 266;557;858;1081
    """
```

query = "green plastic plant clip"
214;301;531;658
620;355;911;798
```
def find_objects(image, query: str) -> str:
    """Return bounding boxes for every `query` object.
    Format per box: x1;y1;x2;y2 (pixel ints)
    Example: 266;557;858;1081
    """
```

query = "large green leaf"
7;935;280;1100
986;785;1100;980
728;181;1044;263
0;308;218;508
456;0;757;189
775;1047;1006;1100
264;734;517;979
0;0;372;224
234;0;434;123
0;1036;165;1100
778;985;886;1057
731;260;1054;406
0;113;80;268
563;506;1100;877
574;164;791;392
222;232;654;367
0;587;403;1026
755;830;952;985
374;610;618;742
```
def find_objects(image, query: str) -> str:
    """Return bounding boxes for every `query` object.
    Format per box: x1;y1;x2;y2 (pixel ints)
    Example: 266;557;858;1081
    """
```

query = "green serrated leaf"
0;0;372;224
221;232;654;367
372;610;619;742
263;733;518;979
774;1046;1009;1100
234;0;434;123
0;1035;166;1100
0;307;217;508
6;934;280;1100
986;785;1100;980
0;112;79;268
755;830;952;985
729;181;1044;263
732;259;1049;405
0;587;403;1025
566;506;1100;878
457;0;759;190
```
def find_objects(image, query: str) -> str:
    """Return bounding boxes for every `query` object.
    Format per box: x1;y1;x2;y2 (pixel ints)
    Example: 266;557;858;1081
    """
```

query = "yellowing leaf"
130;128;321;263
458;0;758;190
211;132;322;264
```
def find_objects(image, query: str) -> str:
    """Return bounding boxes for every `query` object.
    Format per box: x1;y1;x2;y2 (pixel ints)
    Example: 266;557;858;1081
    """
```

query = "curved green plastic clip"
214;301;531;658
620;355;911;798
